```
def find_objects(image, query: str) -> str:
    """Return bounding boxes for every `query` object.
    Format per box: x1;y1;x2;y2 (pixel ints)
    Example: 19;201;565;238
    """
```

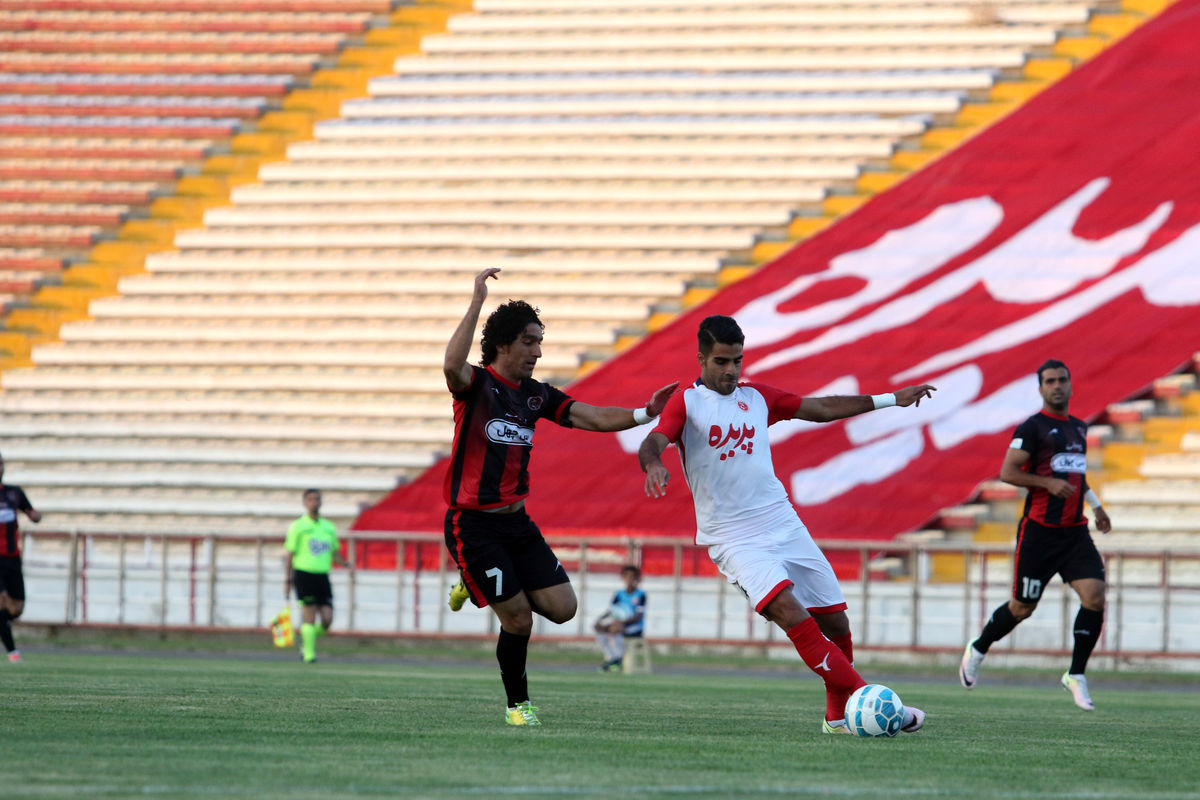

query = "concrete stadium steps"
338;91;966;119
142;249;716;273
0;413;452;446
446;5;1092;31
365;69;999;98
388;49;1031;75
2;438;435;470
13;465;400;494
229;177;831;204
283;133;901;160
255;156;865;181
198;202;801;228
419;27;1060;55
0;388;453;421
56;318;618;348
169;224;765;252
313;114;932;139
27;340;582;372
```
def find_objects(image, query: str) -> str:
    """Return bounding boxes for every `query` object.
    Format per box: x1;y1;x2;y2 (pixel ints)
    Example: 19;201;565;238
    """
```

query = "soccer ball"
844;684;905;737
608;602;636;622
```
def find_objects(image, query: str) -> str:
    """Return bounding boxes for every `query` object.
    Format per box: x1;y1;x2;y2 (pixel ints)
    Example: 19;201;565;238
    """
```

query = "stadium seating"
0;0;1162;537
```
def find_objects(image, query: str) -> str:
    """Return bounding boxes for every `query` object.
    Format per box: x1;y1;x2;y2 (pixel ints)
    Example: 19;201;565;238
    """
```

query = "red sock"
787;617;866;722
830;631;854;664
825;632;856;721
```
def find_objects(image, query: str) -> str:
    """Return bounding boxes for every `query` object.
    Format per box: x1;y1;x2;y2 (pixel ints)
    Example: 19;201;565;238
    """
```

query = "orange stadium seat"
0;202;131;226
0;180;158;204
0;53;320;75
0;11;373;35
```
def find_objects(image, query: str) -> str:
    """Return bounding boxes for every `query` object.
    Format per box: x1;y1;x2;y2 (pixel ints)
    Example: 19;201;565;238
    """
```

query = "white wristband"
632;406;653;425
870;393;897;410
1084;489;1101;509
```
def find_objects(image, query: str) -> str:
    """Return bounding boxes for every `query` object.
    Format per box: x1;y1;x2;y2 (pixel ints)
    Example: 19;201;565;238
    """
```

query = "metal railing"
19;528;1200;664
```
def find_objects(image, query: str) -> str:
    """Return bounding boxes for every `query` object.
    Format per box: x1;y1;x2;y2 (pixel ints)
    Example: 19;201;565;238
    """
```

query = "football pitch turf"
4;647;1199;800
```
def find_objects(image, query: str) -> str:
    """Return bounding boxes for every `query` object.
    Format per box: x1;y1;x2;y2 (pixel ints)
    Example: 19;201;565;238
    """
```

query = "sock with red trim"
787;617;866;721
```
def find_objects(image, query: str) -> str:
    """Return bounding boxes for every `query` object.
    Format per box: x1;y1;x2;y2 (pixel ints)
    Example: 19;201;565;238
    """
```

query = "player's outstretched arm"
638;432;672;498
793;383;937;422
444;268;499;392
570;381;679;432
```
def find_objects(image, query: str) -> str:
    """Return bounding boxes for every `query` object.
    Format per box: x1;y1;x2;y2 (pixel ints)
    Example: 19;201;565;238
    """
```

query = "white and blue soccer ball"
844;684;905;738
608;602;636;622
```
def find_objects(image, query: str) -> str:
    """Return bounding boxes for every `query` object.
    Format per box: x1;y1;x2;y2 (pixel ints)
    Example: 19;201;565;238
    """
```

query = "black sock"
1069;607;1104;674
0;609;14;653
974;602;1019;654
496;629;530;707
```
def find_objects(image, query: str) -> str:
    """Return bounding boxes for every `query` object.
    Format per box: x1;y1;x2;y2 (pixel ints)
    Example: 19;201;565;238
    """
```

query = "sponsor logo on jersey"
709;423;755;461
1050;452;1087;474
486;419;535;446
737;400;749;411
0;508;14;523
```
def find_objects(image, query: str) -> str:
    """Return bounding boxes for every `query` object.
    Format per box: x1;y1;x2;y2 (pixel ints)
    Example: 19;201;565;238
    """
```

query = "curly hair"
480;299;543;366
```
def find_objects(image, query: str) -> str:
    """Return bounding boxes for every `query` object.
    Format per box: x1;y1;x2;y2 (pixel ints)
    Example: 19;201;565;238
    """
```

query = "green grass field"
4;643;1199;800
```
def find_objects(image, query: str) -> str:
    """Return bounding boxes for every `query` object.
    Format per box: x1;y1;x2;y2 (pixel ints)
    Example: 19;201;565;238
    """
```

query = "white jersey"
652;380;804;545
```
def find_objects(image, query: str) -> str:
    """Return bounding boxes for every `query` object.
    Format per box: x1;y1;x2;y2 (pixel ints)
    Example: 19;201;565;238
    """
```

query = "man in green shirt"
283;489;347;663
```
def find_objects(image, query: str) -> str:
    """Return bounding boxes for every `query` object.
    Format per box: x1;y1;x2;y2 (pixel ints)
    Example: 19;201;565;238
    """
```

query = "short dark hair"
697;315;744;355
1036;359;1070;384
303;488;321;499
480;300;543;367
620;565;641;578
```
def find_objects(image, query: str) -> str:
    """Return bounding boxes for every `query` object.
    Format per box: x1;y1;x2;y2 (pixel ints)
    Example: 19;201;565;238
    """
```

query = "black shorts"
444;507;569;608
1012;518;1106;603
293;569;332;607
0;556;24;602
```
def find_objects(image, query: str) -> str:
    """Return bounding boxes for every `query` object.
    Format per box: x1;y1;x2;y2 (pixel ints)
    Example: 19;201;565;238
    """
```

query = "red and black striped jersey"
0;484;33;557
1010;411;1090;527
444;365;575;510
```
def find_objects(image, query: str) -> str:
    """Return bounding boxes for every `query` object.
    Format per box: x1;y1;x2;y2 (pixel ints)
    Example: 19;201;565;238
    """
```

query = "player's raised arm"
793;383;936;422
444;268;500;392
569;381;679;432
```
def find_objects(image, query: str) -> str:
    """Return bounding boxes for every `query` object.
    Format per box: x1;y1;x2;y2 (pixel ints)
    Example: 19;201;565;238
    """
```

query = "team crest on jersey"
486;419;535;446
709;423;755;461
737;400;749;411
527;396;543;411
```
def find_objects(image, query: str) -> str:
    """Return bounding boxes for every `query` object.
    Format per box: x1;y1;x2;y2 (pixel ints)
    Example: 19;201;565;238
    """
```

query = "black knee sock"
1069;607;1104;674
496;629;531;707
974;602;1019;653
0;609;14;653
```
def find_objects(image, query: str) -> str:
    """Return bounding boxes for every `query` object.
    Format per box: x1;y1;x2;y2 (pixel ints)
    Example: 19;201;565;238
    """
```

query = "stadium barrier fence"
17;528;1200;668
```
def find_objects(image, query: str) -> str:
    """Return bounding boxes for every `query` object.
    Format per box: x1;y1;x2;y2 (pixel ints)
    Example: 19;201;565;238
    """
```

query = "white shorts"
707;514;846;615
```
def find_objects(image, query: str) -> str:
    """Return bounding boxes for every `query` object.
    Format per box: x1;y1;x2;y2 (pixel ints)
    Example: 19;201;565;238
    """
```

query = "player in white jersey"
637;315;936;735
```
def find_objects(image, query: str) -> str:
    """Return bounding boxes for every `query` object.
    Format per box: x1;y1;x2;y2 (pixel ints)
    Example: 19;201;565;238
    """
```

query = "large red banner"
356;1;1200;551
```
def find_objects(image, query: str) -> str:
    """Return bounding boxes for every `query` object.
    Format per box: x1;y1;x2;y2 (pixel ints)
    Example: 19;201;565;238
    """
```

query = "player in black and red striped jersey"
0;453;41;664
442;268;678;727
959;360;1113;710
